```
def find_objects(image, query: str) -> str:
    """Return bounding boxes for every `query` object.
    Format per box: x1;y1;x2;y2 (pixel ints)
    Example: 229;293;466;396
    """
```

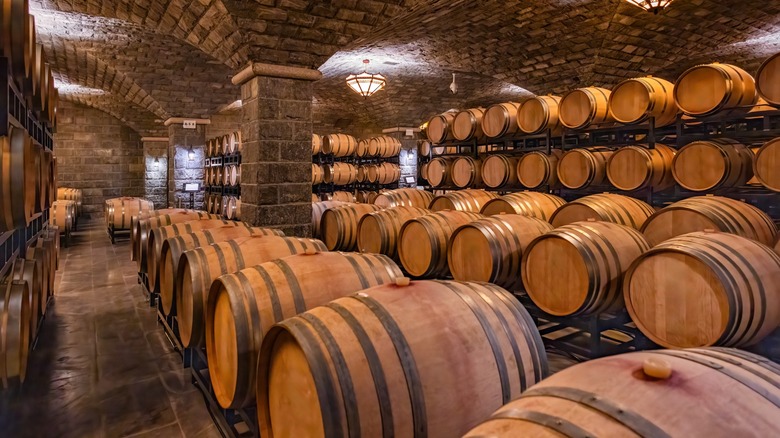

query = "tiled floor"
0;219;220;438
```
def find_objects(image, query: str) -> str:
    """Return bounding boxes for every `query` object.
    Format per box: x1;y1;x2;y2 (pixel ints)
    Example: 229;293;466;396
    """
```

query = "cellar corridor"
0;219;219;438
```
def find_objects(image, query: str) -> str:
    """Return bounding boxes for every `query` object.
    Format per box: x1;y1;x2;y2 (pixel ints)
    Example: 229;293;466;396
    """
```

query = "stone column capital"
163;118;211;126
232;62;322;85
141;137;169;142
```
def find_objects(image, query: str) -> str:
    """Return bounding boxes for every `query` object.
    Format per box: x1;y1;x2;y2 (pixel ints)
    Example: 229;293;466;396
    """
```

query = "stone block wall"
54;101;144;218
143;141;168;208
168;124;206;209
207;112;241;140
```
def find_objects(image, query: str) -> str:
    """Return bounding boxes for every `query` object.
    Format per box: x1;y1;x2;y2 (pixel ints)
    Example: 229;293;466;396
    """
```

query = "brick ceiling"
33;0;780;136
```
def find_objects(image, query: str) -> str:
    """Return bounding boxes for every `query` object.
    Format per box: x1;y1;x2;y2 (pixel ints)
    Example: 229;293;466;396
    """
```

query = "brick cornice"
232;62;323;86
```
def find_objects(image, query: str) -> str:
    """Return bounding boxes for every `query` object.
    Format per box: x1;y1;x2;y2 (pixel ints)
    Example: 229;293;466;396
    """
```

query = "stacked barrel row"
130;206;549;438
205;164;241;187
205;131;242;157
203;193;241;220
315;187;780;351
203;132;242;221
0;228;60;388
312;133;402;158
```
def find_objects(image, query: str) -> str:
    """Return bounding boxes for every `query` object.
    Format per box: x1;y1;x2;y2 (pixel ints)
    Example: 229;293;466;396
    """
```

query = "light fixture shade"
188;148;195;161
346;72;386;97
624;0;675;13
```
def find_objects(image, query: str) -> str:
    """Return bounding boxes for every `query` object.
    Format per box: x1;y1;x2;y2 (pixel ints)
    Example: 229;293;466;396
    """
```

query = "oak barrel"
312;134;322;155
0;280;30;388
322;133;357;157
373;188;434;209
453;107;486;141
480;191;565;221
357;206;429;259
640;195;776;247
398;210;483;278
257;279;547;438
427;112;457;144
753;137;780;192
516;149;563;189
522;221;650;316
451;156;483;188
26;246;49;318
625;232;780;348
328;191;356;203
131;208;186;260
481;154;520;189
550;193;656;229
463;348;780;438
426;157;454;187
429;189;498;213
356;138;369;157
559;87;613;130
418;141;432;156
320;203;382;250
368;135;402;157
606;143;676;191
176;236;327;347
674;63;758;117
368;162;401;185
757;52;780;106
106;197;154;230
50;200;75;235
609;76;678;126
135;211;222;273
208;251;403;409
449;215;553;290
517;95;563;135
672;138;753;191
323;162;356;185
1;127;39;230
557;147;614;189
12;258;40;342
483;102;520;138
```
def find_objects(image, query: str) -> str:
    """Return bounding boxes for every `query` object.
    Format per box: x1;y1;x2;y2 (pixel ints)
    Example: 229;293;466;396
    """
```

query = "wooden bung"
624;232;780;348
463;348;780;437
206;252;403;409
257;280;547;438
449;214;553;290
176;235;327;348
640;195;776;247
550;193;656;229
522;221;650;316
480;192;565;222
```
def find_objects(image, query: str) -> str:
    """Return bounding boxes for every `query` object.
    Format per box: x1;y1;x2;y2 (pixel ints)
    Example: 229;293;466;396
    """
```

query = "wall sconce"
154;157;160;169
188;146;195;161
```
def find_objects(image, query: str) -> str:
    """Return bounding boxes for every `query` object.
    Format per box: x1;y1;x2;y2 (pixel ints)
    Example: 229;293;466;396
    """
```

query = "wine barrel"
312;201;348;237
517;149;563;189
357;206;429;259
368;162;400;185
523;221;650;316
8;0;29;88
419;140;432;156
26;246;49;318
626;232;780;348
12;258;40;342
398;210;484;277
1;127;37;230
463;348;780;438
373;188;434;209
429;189;498;213
368;135;401;157
208;252;403;409
257;279;548;438
757;52;780;106
559;87;613;130
480;191;565;221
50;200;75;236
148;220;255;292
557;147;614;189
674;63;758;117
312;134;322;155
44;227;60;274
517;95;563;134
355;190;375;204
427;112;456;144
311;164;323;185
320;204;382;250
453;108;486;141
753;137;780;192
131;209;188;259
0;280;30;387
328;191;355;203
229;131;241;154
425;157;454;187
229;164;240;186
322;133;357;157
176;235;327;348
222;165;231;186
641;195;776;247
550;193;656;229
41;149;55;209
135;211;222;273
451;156;483;188
106;198;154;230
482;154;520;189
355;139;369;157
420;162;429;181
672;138;753;191
609;76;678;126
606;143;676;191
449;215;553;290
483;102;520;138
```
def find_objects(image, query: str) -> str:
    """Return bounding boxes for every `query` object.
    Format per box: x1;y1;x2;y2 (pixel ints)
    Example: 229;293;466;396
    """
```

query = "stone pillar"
166;120;207;209
141;137;169;209
234;63;320;237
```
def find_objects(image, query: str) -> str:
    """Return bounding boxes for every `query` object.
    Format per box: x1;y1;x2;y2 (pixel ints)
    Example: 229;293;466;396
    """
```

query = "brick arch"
59;93;165;136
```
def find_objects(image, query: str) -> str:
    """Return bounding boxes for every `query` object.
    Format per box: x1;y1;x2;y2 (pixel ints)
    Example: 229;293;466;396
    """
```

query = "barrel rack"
204;149;242;219
313;152;401;198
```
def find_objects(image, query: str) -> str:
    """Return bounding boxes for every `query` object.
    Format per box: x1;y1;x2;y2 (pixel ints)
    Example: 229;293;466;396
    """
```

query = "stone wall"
206;112;241;140
143;141;168;209
168;124;206;209
54;101;144;218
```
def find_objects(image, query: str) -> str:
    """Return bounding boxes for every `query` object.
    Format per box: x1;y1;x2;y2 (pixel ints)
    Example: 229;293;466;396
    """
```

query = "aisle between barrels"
0;219;219;438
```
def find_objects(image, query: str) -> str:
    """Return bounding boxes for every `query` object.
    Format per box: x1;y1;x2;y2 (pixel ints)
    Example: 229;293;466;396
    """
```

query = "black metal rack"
203;146;242;218
313;149;402;199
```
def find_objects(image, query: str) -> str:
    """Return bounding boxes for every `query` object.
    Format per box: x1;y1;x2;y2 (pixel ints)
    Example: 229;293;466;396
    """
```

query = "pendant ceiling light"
624;0;676;14
346;59;386;97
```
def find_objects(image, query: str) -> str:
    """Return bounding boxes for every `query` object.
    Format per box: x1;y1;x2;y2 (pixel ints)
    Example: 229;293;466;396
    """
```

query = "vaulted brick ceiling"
33;0;780;136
